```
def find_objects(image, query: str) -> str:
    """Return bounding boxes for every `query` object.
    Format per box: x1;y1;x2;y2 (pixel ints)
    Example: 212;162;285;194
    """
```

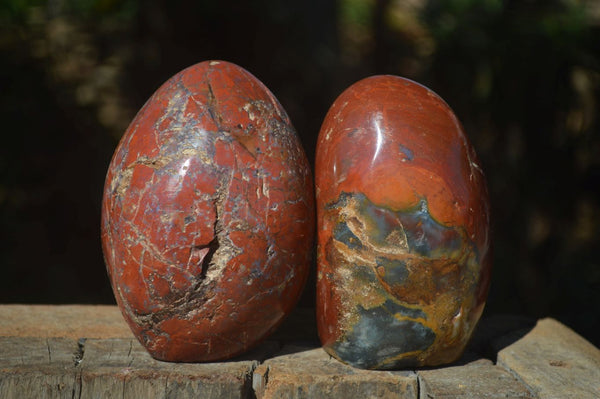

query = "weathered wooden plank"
78;338;259;399
0;337;78;367
418;358;535;398
497;318;600;399
1;306;599;399
0;336;262;398
252;344;418;399
0;337;80;399
0;367;80;399
0;305;132;339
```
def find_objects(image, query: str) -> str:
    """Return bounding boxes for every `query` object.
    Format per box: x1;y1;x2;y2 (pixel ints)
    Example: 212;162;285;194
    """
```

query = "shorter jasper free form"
101;61;314;362
315;76;491;369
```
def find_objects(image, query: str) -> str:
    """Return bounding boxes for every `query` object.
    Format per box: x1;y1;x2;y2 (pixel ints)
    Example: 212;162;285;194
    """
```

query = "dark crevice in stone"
194;236;219;280
206;78;224;130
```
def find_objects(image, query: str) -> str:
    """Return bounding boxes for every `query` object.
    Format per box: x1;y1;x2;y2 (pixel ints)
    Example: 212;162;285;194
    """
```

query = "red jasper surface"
101;61;314;362
315;75;491;369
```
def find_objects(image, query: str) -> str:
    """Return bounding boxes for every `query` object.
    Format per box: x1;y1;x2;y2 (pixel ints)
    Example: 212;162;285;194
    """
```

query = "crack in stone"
191;234;219;281
112;167;133;198
134;155;170;169
131;162;240;332
206;77;224;130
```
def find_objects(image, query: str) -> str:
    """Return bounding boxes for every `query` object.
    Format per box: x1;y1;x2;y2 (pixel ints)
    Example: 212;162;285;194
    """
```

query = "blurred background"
1;0;598;346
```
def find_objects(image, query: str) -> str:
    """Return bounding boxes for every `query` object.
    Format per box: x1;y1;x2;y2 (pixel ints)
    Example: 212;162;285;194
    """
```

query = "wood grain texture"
79;338;258;398
0;337;80;399
0;305;132;339
253;344;418;399
0;336;260;398
498;318;600;399
418;358;534;398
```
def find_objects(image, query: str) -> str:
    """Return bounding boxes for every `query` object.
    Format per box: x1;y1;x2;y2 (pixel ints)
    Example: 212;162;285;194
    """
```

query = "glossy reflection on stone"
316;75;491;369
101;60;314;362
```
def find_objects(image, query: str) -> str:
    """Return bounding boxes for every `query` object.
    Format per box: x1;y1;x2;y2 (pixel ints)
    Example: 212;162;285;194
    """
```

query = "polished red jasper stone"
315;75;491;369
101;61;314;362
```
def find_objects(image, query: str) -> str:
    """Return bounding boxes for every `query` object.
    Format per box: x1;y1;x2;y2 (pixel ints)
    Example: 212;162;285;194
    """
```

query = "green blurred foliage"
1;0;598;344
